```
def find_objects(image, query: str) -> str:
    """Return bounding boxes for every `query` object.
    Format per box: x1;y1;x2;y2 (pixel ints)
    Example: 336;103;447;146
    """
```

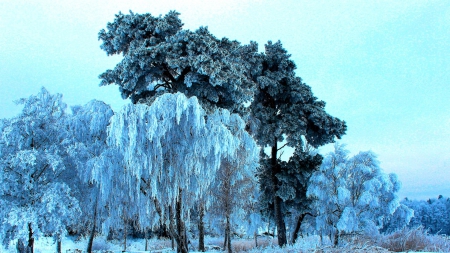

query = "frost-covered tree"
251;41;346;246
258;145;321;244
242;199;264;248
102;92;254;253
400;196;450;235
307;144;410;246
98;11;257;114
0;88;81;253
381;200;415;234
280;147;322;244
65;100;114;252
97;11;347;248
205;121;259;253
93;148;145;252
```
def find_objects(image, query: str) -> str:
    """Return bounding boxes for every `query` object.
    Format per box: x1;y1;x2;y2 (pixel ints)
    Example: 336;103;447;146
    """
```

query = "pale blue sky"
1;0;449;200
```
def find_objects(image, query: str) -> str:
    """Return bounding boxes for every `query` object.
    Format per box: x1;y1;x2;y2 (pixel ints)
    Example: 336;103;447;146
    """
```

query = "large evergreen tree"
98;11;257;114
251;41;346;246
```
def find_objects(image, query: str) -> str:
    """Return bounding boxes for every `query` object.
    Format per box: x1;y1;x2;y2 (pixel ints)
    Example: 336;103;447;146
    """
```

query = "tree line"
0;10;428;253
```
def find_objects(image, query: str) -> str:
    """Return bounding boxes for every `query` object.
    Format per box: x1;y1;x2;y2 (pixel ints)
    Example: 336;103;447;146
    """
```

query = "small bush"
379;226;450;252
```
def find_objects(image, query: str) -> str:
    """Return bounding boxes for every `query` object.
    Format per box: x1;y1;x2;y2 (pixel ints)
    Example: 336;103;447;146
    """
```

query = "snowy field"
0;235;443;253
0;235;329;253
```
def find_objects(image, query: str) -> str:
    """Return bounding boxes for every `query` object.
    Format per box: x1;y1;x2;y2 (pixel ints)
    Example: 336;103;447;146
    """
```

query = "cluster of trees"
0;10;429;253
94;10;346;252
306;144;413;245
383;196;450;235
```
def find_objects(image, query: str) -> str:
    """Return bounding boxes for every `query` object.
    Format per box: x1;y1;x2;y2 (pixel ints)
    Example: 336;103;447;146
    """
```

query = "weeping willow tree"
96;92;256;253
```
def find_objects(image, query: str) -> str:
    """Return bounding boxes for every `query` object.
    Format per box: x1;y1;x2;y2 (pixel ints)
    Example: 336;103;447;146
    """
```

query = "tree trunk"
254;231;258;248
145;230;149;251
123;217;127;252
171;235;175;250
153;199;177;250
27;223;34;253
334;231;339;247
198;203;205;252
176;188;188;253
224;229;229;249
292;213;308;244
225;215;232;253
273;189;287;247
17;238;26;253
56;233;62;253
271;142;287;247
169;206;175;250
87;199;98;253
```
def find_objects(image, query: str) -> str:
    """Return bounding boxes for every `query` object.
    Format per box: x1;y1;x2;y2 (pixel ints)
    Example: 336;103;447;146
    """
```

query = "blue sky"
1;0;449;200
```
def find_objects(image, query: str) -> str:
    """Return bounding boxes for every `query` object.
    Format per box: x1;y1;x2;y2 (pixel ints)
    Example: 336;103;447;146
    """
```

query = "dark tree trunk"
271;142;287;247
56;233;62;253
145;230;149;251
292;213;311;244
171;233;175;250
27;223;34;253
225;216;232;253
87;199;98;253
223;230;228;250
176;188;188;253
123;215;127;252
273;196;287;246
169;206;175;249
153;192;187;253
17;238;26;253
153;199;176;249
334;231;339;247
198;203;205;252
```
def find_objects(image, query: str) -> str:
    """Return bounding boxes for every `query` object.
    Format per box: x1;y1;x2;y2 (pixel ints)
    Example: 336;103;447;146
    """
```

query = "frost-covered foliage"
99;92;256;252
250;41;346;246
205;121;259;251
93;147;144;247
391;195;450;235
379;226;450;252
207;151;261;250
65;100;114;239
251;41;346;149
307;144;411;245
380;202;414;234
98;12;348;248
98;11;258;114
0;88;81;250
66;100;113;190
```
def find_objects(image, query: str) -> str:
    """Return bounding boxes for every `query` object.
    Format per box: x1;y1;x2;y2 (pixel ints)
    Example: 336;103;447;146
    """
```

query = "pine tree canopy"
251;41;347;149
98;11;258;114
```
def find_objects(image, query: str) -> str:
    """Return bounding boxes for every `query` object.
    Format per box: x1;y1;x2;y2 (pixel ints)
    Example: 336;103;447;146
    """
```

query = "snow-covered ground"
0;235;441;253
1;236;226;253
1;236;163;253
